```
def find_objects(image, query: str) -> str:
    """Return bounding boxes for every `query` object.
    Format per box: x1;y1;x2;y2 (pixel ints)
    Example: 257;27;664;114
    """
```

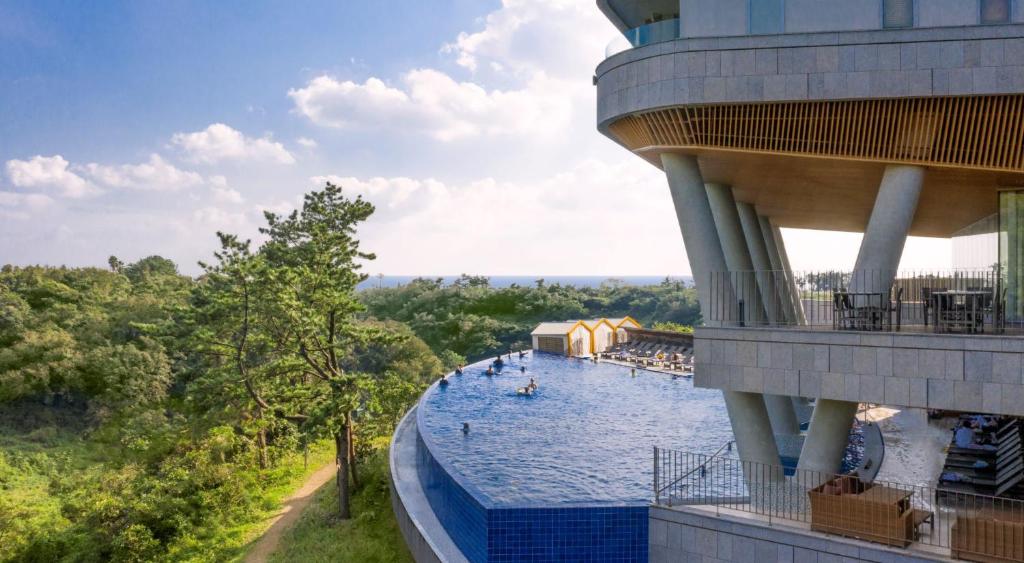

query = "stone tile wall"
596;24;1024;126
694;327;1024;415
650;505;946;562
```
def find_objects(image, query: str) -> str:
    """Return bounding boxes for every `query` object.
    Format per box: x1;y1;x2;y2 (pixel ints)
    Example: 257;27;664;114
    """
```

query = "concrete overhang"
597;0;679;33
640;147;1024;238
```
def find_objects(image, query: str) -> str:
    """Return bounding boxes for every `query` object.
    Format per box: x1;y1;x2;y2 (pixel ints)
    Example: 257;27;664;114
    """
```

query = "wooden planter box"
952;515;1024;563
808;476;915;547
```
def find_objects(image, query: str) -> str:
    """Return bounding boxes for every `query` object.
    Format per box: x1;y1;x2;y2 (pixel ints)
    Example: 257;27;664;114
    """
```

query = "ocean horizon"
357;275;693;290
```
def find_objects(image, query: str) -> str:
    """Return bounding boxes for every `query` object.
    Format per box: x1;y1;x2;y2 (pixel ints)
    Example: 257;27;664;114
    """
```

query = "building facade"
597;1;1024;560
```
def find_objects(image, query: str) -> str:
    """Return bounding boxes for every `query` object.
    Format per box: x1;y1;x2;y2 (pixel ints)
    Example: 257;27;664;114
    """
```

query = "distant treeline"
359;275;701;361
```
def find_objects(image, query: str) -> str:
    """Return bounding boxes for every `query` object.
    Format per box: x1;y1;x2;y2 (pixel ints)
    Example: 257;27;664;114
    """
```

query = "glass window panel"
883;0;914;28
749;0;784;35
981;0;1010;24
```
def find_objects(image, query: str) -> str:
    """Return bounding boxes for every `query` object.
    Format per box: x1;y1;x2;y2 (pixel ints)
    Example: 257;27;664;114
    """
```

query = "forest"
0;184;699;562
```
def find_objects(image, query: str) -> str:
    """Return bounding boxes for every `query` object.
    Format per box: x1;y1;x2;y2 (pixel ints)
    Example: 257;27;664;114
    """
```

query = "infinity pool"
419;352;735;506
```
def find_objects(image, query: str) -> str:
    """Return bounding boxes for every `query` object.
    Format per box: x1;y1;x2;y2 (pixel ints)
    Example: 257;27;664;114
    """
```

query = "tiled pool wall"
415;428;489;562
415;390;649;562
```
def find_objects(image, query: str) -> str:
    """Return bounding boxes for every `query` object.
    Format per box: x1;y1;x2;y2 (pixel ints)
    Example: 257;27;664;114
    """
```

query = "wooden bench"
808;476;933;548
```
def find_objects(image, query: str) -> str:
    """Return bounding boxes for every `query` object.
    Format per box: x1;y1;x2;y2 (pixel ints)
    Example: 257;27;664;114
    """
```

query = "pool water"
419;352;735;506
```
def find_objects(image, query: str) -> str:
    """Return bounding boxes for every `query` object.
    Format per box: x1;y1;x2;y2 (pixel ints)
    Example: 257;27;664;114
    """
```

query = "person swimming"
455;364;464;376
462;422;470;434
520;366;526;373
486;366;495;376
518;350;526;358
439;375;449;386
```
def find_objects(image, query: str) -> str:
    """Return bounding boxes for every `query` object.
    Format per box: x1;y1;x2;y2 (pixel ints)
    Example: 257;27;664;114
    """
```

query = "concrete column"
799;167;922;478
850;165;924;295
661;154;732;325
797;399;859;477
662;154;781;480
770;221;807;325
737;202;781;324
763;395;800;436
723;391;785;482
706;183;762;325
760;216;805;326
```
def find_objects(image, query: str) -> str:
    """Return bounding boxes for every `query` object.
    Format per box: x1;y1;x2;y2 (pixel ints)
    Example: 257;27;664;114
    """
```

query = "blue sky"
0;1;949;275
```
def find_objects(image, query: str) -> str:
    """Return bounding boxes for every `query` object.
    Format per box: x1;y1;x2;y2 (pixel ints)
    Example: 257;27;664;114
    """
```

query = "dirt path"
243;462;337;563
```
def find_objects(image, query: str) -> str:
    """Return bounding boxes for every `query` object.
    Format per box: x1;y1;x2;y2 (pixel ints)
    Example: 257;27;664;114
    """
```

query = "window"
981;0;1010;24
749;0;784;34
882;0;914;28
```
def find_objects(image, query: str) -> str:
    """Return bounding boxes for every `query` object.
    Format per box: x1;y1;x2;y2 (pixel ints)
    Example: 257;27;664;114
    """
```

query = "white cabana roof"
530;322;582;336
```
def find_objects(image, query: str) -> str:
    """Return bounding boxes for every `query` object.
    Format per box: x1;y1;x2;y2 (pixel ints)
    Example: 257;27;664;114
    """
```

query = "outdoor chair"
833;291;856;330
922;287;947;327
888;287;904;331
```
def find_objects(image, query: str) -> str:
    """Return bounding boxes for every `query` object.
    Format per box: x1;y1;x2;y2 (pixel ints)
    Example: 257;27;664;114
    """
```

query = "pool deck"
600;357;695;378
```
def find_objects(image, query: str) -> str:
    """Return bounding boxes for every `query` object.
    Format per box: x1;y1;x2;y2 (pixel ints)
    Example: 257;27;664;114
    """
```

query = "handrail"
655;440;734;499
654;448;1024;555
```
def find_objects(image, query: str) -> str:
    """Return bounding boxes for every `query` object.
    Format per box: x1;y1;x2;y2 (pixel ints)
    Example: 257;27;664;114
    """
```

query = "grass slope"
267;450;412;563
0;404;335;563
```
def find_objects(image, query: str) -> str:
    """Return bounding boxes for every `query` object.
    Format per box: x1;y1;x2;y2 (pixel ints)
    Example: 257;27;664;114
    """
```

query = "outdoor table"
931;290;990;333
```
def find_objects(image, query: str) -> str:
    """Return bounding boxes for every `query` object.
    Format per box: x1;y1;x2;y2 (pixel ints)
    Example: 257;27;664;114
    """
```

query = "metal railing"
605;18;680;58
707;268;1013;334
654;448;1024;557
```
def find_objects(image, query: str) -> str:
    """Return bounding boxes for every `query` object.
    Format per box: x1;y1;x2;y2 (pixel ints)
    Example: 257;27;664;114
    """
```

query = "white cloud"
0;191;54;209
289;70;573;142
81;154;202;192
192;205;250;231
5;155;99;198
296;137;318;149
307;157;688;274
441;0;612;78
208;175;244;203
171;123;295;165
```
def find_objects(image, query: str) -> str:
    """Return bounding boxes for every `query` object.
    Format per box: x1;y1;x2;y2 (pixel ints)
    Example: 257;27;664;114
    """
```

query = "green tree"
195;183;383;518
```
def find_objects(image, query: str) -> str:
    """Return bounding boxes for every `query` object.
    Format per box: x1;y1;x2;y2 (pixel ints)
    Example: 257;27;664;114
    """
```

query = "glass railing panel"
604;18;680;58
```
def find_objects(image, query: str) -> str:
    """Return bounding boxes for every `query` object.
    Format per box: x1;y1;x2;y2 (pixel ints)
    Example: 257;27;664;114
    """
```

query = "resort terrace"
651;449;1024;562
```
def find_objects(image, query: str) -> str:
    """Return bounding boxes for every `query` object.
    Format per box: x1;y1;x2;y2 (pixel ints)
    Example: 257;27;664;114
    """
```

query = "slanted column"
737;202;800;437
797;399;859;477
661;154;732;325
770;221;807;325
799;165;923;478
850;165;924;294
759;216;801;325
662;153;781;480
737;202;782;324
706;183;763;325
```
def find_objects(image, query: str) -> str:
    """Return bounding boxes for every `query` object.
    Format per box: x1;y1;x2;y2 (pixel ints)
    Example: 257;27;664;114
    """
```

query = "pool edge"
390;402;470;563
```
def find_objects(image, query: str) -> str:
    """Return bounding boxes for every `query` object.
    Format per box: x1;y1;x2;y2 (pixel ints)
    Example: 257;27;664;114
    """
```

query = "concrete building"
596;1;1024;561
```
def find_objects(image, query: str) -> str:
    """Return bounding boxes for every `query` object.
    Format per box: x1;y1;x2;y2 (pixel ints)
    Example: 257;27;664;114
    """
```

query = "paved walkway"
243;462;337;563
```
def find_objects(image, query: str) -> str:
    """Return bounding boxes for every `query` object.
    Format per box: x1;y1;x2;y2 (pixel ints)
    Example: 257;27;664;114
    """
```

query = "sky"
0;0;952;276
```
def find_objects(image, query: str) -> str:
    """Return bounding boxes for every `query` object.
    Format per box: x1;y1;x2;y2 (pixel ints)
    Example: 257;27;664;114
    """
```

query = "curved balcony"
604;18;679;58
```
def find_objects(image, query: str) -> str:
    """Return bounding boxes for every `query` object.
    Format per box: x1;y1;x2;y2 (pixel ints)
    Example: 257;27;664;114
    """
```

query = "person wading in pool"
485;366;495;376
494;356;504;368
455;364;464;376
